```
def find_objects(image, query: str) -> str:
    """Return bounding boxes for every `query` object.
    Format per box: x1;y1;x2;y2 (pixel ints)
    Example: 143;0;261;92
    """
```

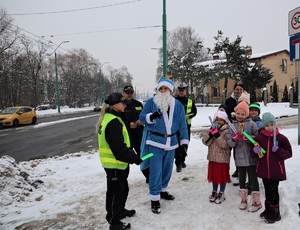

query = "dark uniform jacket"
122;99;144;154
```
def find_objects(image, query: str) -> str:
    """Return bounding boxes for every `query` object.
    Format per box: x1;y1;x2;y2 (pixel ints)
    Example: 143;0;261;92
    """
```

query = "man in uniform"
174;83;197;172
122;85;149;182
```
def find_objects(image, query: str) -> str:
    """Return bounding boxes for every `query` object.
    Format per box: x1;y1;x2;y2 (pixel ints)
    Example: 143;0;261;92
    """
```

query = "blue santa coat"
139;97;189;170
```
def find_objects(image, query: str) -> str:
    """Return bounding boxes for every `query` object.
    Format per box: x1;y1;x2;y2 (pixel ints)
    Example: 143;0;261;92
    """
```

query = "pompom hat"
234;101;249;117
262;112;276;127
157;77;174;91
214;110;228;122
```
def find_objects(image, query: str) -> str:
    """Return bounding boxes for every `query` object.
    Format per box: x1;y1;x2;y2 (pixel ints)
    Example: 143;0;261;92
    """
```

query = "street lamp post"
99;62;109;105
51;41;69;113
162;0;168;77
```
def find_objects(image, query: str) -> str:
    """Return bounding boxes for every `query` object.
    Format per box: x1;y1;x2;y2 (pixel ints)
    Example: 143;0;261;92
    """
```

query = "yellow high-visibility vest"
186;98;193;125
98;113;130;169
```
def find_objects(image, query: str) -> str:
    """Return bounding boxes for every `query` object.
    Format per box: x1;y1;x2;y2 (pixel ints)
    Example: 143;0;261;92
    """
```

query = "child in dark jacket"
252;112;292;224
249;103;263;130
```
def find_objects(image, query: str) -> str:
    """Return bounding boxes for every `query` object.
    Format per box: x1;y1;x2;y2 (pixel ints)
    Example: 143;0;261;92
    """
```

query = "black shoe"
160;191;175;200
151;200;161;214
119;209;136;219
109;221;131;230
181;162;186;168
232;170;238;178
176;165;182;172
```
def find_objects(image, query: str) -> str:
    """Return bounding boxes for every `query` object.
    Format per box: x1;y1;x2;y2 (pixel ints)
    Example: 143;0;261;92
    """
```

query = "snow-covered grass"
0;102;299;229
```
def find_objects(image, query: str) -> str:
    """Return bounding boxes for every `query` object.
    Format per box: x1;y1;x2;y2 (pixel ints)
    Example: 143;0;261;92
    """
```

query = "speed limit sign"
289;6;300;36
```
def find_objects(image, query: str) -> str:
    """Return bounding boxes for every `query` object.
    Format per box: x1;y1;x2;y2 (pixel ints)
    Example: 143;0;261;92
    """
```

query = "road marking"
86;139;94;143
0;133;8;137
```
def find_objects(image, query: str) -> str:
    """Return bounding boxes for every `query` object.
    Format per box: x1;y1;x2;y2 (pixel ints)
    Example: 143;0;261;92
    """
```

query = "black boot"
265;204;281;224
109;221;131;230
160;191;175;200
260;201;270;219
119;209;136;220
151;200;161;214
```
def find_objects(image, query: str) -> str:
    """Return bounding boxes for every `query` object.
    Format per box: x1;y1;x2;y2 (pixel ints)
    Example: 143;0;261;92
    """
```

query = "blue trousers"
148;145;175;199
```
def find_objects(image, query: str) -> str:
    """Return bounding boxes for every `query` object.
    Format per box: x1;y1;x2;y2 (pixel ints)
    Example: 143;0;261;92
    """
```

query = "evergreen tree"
282;85;288;102
272;80;278;102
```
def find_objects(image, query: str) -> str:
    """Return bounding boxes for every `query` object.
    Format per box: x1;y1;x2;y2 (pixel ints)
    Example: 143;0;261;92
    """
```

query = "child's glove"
209;128;220;139
272;145;279;152
253;146;261;154
231;132;243;141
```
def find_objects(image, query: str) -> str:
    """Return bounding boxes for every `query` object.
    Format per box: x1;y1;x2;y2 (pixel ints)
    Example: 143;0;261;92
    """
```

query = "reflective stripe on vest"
186;98;193;125
98;113;130;169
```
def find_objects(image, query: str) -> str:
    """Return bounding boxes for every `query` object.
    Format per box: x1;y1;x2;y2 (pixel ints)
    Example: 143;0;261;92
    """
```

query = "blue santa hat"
156;77;174;91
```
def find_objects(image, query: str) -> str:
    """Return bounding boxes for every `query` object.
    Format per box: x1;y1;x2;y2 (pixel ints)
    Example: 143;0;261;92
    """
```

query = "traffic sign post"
289;6;300;145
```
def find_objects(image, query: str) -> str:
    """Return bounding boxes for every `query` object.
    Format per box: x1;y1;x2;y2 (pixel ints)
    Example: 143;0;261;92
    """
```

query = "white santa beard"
153;91;173;113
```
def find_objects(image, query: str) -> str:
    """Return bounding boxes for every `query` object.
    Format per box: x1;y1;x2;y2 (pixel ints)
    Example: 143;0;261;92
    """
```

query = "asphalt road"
0;111;298;163
0;111;100;162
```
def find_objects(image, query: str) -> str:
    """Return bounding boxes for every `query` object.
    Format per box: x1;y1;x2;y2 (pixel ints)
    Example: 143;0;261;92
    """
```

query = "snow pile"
0;155;45;207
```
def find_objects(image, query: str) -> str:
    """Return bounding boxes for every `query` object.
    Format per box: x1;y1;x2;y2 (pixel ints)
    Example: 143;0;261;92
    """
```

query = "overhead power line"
45;25;162;37
7;0;142;16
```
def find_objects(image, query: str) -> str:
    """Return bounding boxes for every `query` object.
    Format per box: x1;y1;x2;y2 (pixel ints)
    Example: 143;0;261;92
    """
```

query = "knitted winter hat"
238;91;250;104
214;110;228;122
157;77;174;91
249;103;261;115
262;112;276;127
234;101;249;117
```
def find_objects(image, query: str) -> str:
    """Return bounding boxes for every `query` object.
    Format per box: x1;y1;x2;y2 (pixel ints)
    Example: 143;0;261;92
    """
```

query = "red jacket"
252;128;292;181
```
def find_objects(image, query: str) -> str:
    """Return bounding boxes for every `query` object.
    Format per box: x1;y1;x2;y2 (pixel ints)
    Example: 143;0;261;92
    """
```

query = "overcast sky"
1;0;299;95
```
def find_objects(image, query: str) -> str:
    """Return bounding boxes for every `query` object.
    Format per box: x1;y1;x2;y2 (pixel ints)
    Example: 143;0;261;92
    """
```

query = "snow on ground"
0;103;299;229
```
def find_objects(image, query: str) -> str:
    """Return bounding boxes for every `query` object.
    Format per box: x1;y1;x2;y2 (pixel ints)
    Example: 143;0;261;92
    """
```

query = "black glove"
150;111;161;122
135;158;143;165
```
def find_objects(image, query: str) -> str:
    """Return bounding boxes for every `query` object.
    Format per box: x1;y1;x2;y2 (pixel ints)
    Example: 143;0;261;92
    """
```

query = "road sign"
290;33;300;60
288;6;300;36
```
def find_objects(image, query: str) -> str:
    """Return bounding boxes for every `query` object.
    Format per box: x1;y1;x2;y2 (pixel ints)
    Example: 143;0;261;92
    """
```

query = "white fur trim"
157;81;174;91
150;194;160;201
180;139;189;145
146;113;154;124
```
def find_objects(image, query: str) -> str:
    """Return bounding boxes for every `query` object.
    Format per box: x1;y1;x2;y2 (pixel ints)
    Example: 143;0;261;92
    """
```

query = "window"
280;59;287;73
212;87;220;97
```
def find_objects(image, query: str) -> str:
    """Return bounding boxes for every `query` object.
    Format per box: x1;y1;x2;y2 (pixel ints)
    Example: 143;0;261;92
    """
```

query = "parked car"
0;106;37;127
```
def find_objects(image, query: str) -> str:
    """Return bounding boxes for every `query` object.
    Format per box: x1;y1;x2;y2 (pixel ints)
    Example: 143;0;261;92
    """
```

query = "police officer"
97;92;142;230
174;83;197;172
122;85;150;183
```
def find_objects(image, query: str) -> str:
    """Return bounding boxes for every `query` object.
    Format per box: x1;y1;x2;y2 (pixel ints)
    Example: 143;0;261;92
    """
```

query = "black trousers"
262;178;280;205
105;167;129;225
238;165;259;191
175;124;190;166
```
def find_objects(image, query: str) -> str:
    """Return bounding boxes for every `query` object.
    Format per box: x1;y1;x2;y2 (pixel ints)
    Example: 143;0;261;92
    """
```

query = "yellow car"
0;106;37;127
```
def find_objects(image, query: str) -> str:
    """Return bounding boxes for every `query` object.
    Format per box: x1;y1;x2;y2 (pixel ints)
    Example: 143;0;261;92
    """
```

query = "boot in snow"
151;200;161;214
260;200;270;219
215;192;226;204
209;191;218;203
248;191;262;212
160;191;175;200
239;189;248;210
109;221;131;230
265;204;281;224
